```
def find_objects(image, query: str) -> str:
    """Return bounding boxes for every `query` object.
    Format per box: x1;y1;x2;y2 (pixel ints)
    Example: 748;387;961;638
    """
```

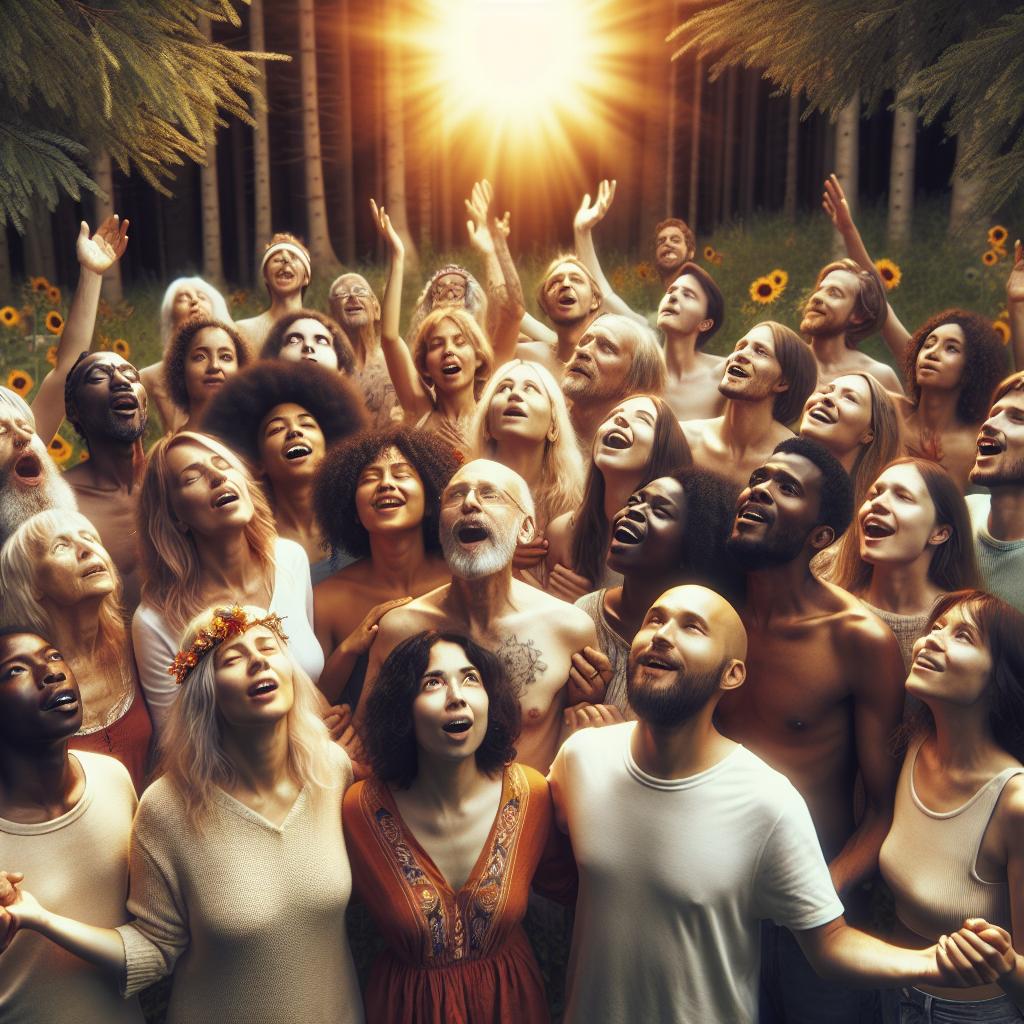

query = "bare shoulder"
377;590;446;639
513;579;593;635
996;774;1024;840
682;415;715;449
825;582;899;651
861;354;903;393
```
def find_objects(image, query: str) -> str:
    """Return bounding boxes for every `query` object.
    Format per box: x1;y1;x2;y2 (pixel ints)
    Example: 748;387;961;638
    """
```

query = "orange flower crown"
168;605;288;685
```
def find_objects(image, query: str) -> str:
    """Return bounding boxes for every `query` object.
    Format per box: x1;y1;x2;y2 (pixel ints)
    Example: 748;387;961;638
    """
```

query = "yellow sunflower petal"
993;320;1011;345
6;370;34;397
988;225;1009;246
48;435;73;465
983;250;999;266
703;245;716;261
45;311;64;335
112;338;131;358
770;269;789;288
874;258;902;291
46;345;58;366
0;305;20;328
30;276;51;294
749;276;777;304
46;285;62;305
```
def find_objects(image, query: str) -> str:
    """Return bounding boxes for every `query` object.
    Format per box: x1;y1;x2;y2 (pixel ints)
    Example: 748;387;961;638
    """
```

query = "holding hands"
928;919;1019;988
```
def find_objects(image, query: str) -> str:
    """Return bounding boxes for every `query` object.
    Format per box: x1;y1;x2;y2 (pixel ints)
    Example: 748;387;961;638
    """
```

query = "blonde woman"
472;358;584;578
132;432;323;738
0;605;363;1024
0;510;153;790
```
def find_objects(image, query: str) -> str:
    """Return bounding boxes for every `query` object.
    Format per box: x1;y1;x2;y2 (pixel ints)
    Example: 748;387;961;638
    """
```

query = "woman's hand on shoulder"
340;596;413;659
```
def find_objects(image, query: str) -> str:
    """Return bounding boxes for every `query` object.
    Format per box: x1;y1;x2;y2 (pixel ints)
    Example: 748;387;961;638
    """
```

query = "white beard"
441;521;518;580
0;447;78;543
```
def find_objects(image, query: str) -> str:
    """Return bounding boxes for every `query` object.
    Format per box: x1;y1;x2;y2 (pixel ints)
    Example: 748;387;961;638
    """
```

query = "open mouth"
566;361;591;379
212;491;239;509
602;428;632;450
284;443;313;461
736;503;770;525
612;519;643;544
456;522;490;544
557;290;578;308
913;651;943;672
81;563;108;579
248;679;278;697
441;362;462;376
638;652;679;671
862;517;895;539
808;405;835;424
726;363;750;379
42;688;78;711
13;452;43;485
442;718;472;734
344;300;365;314
977;436;1004;456
373;494;405;510
110;395;139;413
204;377;224;387
502;406;527;418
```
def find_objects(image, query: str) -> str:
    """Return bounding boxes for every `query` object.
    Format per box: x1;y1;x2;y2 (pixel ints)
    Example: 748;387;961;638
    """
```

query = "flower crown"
168;605;288;685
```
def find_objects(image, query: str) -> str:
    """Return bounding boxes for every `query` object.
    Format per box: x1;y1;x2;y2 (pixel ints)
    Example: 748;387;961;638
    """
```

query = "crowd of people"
1;172;1024;1024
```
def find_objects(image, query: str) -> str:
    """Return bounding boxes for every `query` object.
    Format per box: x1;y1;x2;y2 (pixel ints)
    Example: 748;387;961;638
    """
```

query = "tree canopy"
0;1;282;230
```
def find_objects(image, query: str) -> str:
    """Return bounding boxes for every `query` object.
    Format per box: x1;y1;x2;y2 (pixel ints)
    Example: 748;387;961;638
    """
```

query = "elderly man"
361;459;601;771
0;388;76;544
62;352;148;611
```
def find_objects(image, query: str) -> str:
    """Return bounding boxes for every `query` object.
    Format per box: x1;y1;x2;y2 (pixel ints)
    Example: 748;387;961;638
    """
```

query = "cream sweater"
116;744;363;1024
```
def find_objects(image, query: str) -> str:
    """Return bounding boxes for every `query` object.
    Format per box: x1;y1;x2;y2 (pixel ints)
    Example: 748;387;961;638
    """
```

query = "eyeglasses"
441;483;528;515
433;282;467;301
331;284;372;300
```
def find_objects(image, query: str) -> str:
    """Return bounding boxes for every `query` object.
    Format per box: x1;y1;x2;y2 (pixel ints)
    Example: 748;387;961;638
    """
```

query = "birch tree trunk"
299;0;338;267
740;67;758;218
250;0;272;278
783;91;800;221
887;90;916;247
832;91;860;257
337;0;356;264
90;151;123;303
949;126;983;237
720;67;737;223
198;17;224;284
687;56;702;229
24;198;57;283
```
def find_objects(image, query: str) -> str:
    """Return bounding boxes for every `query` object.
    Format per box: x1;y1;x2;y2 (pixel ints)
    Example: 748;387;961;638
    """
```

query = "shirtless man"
682;321;816;489
656;263;727;421
62;352;148;611
720;436;905;1021
561;313;667;453
235;233;311;350
362;459;601;771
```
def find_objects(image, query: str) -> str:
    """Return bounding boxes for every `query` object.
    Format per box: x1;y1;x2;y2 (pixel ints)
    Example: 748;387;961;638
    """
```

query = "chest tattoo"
497;634;548;693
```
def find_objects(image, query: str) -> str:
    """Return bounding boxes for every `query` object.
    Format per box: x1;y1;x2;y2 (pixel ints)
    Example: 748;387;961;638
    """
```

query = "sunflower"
636;261;655;281
46;285;61;305
45;311;64;335
874;258;902;291
712;252;723;265
703;245;716;261
993;320;1011;345
46;345;58;366
6;370;34;397
769;269;789;289
112;338;131;358
749;276;778;304
30;276;51;294
983;250;999;267
0;306;20;328
988;226;1009;247
48;435;73;465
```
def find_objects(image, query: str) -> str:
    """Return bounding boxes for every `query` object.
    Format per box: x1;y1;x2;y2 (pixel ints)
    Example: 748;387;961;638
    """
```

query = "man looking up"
721;437;906;1021
800;258;902;393
360;459;603;772
61;352;149;612
966;371;1024;611
560;313;667;453
236;233;311;350
550;584;1001;1024
683;322;817;488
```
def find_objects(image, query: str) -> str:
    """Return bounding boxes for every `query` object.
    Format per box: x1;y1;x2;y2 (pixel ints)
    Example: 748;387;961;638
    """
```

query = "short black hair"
364;630;520;788
314;428;460;559
676;262;724;347
772;436;854;538
163;318;252;412
261;309;355;375
0;625;50;643
200;360;368;466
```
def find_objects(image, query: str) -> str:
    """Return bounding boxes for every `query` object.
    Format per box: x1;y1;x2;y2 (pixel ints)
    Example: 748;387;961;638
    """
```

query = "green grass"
0;197;1015;466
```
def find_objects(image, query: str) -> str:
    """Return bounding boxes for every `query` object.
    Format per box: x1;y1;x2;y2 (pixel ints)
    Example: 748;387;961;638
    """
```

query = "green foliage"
0;1;286;231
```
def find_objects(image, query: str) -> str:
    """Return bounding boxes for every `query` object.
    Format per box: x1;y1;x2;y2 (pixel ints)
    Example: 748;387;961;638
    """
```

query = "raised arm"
369;199;432;419
822;175;911;366
1007;239;1024;372
31;216;129;445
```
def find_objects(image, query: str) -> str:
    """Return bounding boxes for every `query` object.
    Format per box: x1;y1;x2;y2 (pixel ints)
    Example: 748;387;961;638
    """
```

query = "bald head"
448;458;535;522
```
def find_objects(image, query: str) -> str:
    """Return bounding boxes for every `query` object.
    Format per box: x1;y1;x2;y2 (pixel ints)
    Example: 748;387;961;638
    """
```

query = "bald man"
550;585;993;1024
361;459;601;771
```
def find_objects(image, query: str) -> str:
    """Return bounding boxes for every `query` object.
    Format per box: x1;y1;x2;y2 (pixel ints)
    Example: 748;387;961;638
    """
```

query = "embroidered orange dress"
343;762;571;1024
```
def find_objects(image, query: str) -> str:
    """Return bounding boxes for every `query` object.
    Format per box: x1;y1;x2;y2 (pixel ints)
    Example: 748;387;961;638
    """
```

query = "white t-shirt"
549;723;844;1024
132;537;324;739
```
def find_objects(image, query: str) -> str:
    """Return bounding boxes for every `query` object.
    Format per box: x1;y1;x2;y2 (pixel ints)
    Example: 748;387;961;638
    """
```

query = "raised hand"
370;198;404;259
76;215;129;275
1008;239;1024;306
568;645;612;705
574;179;616;234
465;179;496;255
822;173;855;235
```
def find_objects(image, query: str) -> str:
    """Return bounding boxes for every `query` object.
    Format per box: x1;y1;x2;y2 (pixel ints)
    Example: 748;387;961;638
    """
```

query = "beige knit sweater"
116;744;363;1024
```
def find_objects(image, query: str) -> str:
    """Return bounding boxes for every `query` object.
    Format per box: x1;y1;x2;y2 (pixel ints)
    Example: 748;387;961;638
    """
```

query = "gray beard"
441;524;518;580
0;464;78;543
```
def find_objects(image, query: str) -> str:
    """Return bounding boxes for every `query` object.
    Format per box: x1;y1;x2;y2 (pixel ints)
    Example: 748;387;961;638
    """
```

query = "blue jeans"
881;987;1022;1023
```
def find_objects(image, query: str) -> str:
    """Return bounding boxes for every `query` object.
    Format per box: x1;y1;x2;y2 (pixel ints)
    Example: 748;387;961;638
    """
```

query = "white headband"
261;242;311;286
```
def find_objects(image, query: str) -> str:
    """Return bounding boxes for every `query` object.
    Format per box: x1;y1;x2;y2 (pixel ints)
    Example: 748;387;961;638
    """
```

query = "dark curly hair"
163;317;252;413
364;630;520;788
905;309;1008;424
773;436;854;539
261;309;355;376
314;427;460;559
200;360;368;466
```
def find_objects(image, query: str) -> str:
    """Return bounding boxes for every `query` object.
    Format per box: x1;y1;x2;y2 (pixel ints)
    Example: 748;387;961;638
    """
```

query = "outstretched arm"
1007;239;1024;372
822;175;911;366
369;199;432;419
31;216;129;445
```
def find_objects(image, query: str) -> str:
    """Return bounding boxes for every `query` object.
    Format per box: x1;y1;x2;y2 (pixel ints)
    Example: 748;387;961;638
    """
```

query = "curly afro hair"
200;360;369;466
261;309;355;376
363;630;520;788
905;309;1008;424
163;318;252;413
314;427;461;559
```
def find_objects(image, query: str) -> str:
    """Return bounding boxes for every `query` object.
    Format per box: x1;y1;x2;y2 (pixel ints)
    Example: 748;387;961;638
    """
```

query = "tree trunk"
0;221;12;299
250;0;272;279
298;0;338;268
783;90;800;221
687;55;702;230
382;0;418;269
740;66;758;218
720;66;737;223
90;151;123;303
665;41;679;218
832;91;860;256
198;17;224;285
949;125;983;238
709;70;725;231
336;0;356;264
23;197;57;283
639;2;669;231
887;90;916;247
230;118;250;284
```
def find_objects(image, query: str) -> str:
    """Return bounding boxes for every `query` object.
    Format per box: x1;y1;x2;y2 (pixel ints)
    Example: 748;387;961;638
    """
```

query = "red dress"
69;683;153;793
343;763;574;1024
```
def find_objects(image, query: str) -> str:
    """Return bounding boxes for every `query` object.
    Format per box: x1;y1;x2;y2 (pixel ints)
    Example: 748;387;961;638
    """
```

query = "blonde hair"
137;432;277;634
412;307;494;401
0;510;127;668
471;359;584;529
159;605;334;829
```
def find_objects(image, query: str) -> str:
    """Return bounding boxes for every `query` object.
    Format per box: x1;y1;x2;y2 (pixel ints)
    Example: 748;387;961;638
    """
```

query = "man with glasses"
359;458;605;772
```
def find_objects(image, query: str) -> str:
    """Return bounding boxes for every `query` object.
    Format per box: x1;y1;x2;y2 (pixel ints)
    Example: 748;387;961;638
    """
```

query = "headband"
169;605;289;685
260;242;312;286
0;386;35;428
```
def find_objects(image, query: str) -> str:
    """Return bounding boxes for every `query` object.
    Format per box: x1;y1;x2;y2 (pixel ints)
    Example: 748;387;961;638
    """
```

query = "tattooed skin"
497;634;549;693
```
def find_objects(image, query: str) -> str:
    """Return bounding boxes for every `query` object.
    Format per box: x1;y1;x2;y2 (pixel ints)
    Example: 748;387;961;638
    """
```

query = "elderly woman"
260;308;356;376
132;432;323;738
162;318;251;434
1;605;363;1024
0;510;153;790
344;630;573;1024
202;361;368;583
